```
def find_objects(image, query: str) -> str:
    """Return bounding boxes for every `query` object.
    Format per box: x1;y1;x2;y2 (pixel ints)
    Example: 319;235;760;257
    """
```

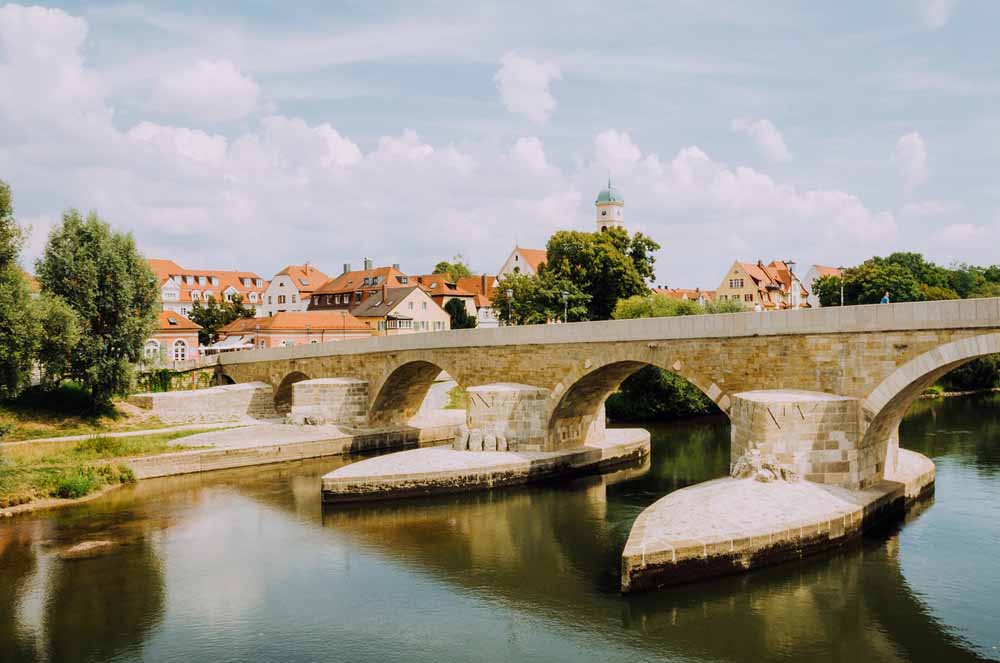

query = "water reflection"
0;397;996;662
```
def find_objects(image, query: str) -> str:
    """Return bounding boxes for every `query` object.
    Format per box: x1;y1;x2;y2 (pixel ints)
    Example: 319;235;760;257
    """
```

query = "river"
1;393;998;662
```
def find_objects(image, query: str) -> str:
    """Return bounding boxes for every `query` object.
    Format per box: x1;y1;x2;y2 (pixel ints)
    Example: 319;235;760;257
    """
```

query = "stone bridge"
215;297;1000;491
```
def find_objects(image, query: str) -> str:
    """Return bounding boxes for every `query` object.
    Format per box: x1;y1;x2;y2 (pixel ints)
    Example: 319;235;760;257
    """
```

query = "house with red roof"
498;246;547;278
259;264;330;317
715;260;809;310
145;311;202;363
652;287;716;307
803;265;845;307
148;259;268;319
307;259;411;312
216;310;371;350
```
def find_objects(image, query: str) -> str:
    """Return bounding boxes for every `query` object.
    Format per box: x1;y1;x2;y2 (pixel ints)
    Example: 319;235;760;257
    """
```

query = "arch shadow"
274;371;311;415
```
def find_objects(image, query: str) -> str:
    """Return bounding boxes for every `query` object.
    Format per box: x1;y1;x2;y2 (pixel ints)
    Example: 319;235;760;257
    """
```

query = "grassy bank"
0;384;170;442
0;429;211;508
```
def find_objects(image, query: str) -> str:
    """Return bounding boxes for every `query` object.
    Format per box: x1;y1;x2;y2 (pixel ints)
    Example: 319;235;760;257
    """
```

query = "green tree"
432;255;473;281
948;263;987;299
443;298;477;329
189;294;255;345
612;293;702;319
492;271;590;325
0;181;39;400
878;252;951;289
920;284;960;300
32;293;82;387
543;227;659;320
818;260;923;306
35;210;159;408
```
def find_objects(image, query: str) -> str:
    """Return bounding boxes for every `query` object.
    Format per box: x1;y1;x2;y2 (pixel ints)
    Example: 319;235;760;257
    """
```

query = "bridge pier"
287;378;370;426
454;383;549;452
730;390;888;490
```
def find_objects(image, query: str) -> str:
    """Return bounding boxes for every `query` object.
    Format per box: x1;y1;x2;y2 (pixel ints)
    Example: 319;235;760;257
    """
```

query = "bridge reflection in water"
0;395;997;662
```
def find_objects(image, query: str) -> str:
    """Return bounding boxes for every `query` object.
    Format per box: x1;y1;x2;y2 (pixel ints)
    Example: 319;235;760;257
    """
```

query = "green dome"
595;178;623;204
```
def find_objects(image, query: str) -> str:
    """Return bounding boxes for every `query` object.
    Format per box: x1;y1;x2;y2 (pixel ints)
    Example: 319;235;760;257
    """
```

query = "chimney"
481;274;487;292
364;257;373;270
392;263;400;271
343;263;351;274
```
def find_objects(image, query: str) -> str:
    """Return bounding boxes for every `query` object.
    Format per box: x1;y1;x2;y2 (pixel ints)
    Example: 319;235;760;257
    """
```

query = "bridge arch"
547;356;725;448
274;371;311;415
369;356;465;426
862;332;1000;475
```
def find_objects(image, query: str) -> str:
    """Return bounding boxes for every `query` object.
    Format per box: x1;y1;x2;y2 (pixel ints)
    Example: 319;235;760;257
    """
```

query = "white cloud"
731;118;792;163
895;132;928;194
901;200;961;217
152;59;260;122
916;0;958;29
494;52;561;124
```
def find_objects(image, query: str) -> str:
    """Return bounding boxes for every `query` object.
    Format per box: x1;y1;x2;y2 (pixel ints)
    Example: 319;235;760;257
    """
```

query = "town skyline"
5;1;999;286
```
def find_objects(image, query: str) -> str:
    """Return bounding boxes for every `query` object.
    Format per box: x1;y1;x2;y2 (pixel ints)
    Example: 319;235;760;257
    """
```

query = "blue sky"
1;1;998;286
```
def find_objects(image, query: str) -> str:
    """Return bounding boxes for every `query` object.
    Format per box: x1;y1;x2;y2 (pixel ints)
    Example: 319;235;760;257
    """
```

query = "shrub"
606;366;720;421
52;466;101;499
96;462;136;485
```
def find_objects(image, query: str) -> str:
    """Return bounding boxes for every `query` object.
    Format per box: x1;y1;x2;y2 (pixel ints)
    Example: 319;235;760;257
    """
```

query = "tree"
543;228;659;320
492;271;590;325
32;293;81;387
613;293;702;319
920;284;960;301
0;181;38;400
877;252;951;289
35;210;159;408
443;298;477;329
189;294;255;345
432;255;473;281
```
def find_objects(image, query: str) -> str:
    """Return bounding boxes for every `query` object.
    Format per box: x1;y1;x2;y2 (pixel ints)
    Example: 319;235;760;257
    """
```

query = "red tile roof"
415;274;476;298
457;275;497;307
157;310;201;331
149;259;268;304
653;287;716;302
516;247;547;273
313;265;410;295
275;264;330;295
811;265;844;278
220;311;369;334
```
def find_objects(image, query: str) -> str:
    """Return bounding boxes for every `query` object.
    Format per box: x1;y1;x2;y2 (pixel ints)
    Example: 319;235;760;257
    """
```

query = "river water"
1;393;998;663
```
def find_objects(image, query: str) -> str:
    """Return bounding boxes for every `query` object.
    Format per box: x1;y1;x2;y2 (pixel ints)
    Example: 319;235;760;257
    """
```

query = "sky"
1;0;999;287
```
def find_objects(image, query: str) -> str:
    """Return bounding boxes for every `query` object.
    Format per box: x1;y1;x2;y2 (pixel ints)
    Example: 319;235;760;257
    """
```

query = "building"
458;275;499;327
149;259;268;318
415;274;477;318
595;178;625;232
803;265;844;308
351;286;450;335
145;311;201;362
653;287;715;306
308;259;410;312
715;260;808;310
498;247;547;277
259;264;330;317
217;311;371;350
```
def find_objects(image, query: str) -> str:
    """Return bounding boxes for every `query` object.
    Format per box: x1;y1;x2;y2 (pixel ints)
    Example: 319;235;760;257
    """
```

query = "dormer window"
211;277;219;286
300;278;309;286
167;316;178;326
199;276;207;285
363;277;371;286
399;276;408;284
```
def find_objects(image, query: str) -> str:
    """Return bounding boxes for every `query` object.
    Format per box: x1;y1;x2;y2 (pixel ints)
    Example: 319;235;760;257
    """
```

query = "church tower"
595;178;625;232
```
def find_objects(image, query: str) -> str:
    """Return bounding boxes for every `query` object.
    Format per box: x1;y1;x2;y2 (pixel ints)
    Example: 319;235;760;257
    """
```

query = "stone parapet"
730;390;872;489
129;382;277;424
288;378;369;426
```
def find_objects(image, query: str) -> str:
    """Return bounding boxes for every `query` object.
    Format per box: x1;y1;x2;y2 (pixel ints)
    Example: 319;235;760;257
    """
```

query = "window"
729;278;744;289
354;292;361;303
744;293;754;302
204;291;213;300
363;277;371;286
259;339;265;348
282;340;293;347
249;292;258;303
256;279;263;288
291;294;297;303
199;276;207;285
422;302;427;310
179;307;188;317
310;339;318;344
408;302;414;310
172;339;187;361
268;295;273;304
278;295;286;304
211;277;219;286
334;294;341;304
167;316;178;326
399;276;408;284
300;278;310;286
144;340;159;358
191;291;201;301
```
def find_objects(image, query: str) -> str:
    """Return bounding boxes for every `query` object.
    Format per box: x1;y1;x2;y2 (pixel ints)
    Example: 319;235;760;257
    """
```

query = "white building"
595;178;625;232
803;265;844;307
258;264;330;317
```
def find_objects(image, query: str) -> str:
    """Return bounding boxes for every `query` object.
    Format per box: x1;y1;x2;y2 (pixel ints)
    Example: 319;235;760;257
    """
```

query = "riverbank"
0;428;219;512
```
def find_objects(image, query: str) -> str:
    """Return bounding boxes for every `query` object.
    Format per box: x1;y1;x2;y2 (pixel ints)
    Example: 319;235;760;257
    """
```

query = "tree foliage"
432;256;473;281
189;294;255;345
443;298;477;329
492;271;590;325
543;228;659;320
35;210;159;408
0;181;41;399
